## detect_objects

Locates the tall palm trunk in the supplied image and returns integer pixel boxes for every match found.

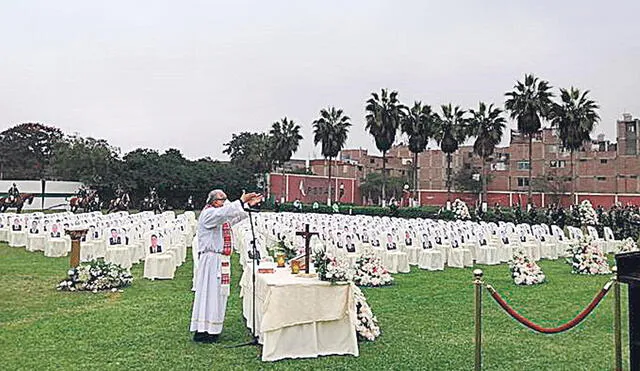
[446,153,452,201]
[382,150,387,204]
[413,151,418,207]
[570,150,575,205]
[281,165,286,203]
[482,158,488,207]
[527,135,533,206]
[327,157,333,206]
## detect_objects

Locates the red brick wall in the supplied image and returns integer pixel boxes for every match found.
[269,173,360,205]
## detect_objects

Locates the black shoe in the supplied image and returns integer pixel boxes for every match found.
[193,332,208,342]
[202,334,219,343]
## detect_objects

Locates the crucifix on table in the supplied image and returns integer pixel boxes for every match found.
[296,224,319,274]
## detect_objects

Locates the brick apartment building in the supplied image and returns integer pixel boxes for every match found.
[270,113,640,206]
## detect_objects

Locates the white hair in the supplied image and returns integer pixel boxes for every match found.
[206,189,225,204]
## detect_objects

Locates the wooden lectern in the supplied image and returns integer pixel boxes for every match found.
[615,251,640,370]
[65,228,88,268]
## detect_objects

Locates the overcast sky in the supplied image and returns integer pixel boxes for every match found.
[1,1,639,160]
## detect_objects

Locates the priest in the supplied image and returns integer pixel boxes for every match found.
[190,189,262,343]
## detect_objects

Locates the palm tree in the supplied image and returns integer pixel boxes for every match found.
[505,74,553,205]
[400,102,437,205]
[434,104,469,202]
[313,107,351,205]
[269,117,303,201]
[550,87,600,203]
[365,89,405,204]
[469,102,507,206]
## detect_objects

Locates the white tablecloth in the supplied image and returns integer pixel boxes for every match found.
[105,246,132,269]
[239,267,359,362]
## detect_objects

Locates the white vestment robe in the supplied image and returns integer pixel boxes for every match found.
[190,200,247,334]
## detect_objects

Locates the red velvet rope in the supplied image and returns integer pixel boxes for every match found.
[486,281,612,334]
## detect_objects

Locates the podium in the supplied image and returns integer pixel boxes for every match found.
[615,251,640,370]
[65,228,89,268]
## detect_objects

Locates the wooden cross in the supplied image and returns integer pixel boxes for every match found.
[296,223,318,274]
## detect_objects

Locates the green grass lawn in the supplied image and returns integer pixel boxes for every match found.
[0,244,629,371]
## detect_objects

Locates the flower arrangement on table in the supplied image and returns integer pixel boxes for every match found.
[270,239,300,260]
[618,237,639,253]
[509,248,546,285]
[313,249,354,284]
[452,199,471,220]
[353,249,393,287]
[57,259,133,292]
[567,236,611,275]
[578,199,599,226]
[353,285,381,341]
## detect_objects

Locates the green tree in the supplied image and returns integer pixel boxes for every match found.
[365,89,405,204]
[0,123,63,179]
[360,172,406,205]
[122,149,163,201]
[223,132,274,194]
[434,104,469,201]
[550,87,600,202]
[270,117,303,200]
[505,74,554,205]
[313,106,351,205]
[400,102,437,203]
[453,167,484,195]
[51,135,122,189]
[469,102,506,206]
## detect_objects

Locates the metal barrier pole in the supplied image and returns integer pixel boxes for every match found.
[474,269,484,371]
[613,266,623,371]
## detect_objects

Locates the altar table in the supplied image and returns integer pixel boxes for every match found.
[239,266,359,362]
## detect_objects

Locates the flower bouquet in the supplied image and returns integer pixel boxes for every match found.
[313,249,354,284]
[509,248,546,285]
[578,200,599,226]
[452,199,471,220]
[567,236,611,275]
[57,259,133,292]
[353,285,381,341]
[618,237,639,253]
[353,250,393,287]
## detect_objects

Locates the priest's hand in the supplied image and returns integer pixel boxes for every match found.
[241,192,263,207]
[240,192,258,204]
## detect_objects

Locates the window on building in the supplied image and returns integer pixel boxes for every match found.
[631,175,638,179]
[550,160,557,168]
[600,159,608,164]
[369,158,375,164]
[579,158,588,162]
[596,176,606,181]
[464,163,471,170]
[517,177,530,187]
[550,160,566,168]
[627,123,636,133]
[547,176,554,181]
[517,161,530,170]
[548,145,557,153]
[468,152,473,158]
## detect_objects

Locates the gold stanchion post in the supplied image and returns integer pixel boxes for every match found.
[474,269,484,371]
[613,266,623,371]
